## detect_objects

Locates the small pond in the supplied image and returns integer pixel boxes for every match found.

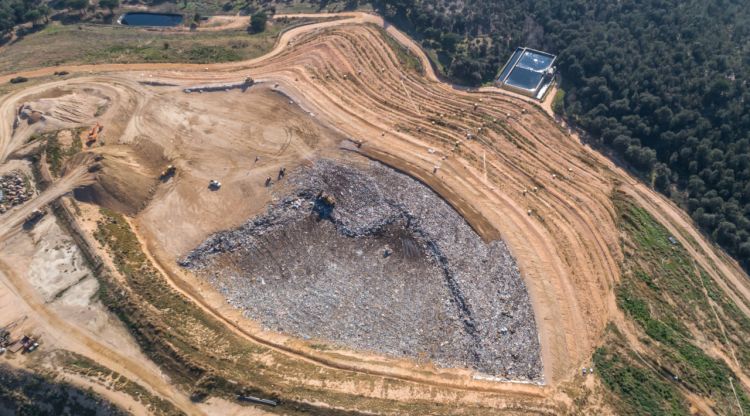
[118,12,183,27]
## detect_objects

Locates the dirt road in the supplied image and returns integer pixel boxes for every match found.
[0,257,205,415]
[0,11,748,412]
[0,165,93,241]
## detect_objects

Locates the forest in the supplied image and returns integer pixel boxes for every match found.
[0,0,50,34]
[4,0,750,269]
[368,0,750,270]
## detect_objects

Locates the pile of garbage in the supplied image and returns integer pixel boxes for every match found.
[181,159,542,381]
[0,171,32,214]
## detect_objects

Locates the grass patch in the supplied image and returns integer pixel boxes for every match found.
[92,208,504,415]
[609,191,750,414]
[0,362,127,416]
[89,208,544,414]
[551,88,565,114]
[0,19,300,75]
[594,325,688,416]
[57,351,184,416]
[375,25,424,75]
[45,130,83,177]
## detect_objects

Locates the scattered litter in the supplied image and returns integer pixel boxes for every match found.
[181,160,541,380]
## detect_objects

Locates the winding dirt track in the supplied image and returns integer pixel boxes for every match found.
[1,11,749,412]
[0,166,94,242]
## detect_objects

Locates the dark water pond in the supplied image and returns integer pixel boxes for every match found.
[119,12,183,27]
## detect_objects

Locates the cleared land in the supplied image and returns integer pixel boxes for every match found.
[0,11,748,416]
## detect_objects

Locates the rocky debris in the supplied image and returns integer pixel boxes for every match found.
[17,105,45,125]
[183,78,255,94]
[181,159,542,381]
[0,171,33,214]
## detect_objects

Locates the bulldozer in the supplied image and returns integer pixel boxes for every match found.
[160,165,177,180]
[86,122,104,146]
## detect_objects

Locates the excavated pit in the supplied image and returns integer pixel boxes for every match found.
[181,159,542,380]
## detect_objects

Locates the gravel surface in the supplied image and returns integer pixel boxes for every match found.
[181,159,542,380]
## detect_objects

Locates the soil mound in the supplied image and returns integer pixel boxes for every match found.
[71,141,166,215]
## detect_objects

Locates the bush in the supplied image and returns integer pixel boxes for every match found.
[250,11,267,33]
[551,89,565,114]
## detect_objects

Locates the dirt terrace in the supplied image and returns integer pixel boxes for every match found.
[182,158,541,380]
[0,11,748,414]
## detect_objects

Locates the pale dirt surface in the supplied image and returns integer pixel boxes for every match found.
[0,210,201,414]
[0,11,748,414]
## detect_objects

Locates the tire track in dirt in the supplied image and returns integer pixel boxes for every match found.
[0,12,747,409]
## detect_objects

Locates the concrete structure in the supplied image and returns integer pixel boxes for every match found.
[496,47,556,100]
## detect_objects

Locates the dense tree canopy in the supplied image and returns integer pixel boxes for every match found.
[368,0,750,270]
[0,0,50,34]
[250,10,267,33]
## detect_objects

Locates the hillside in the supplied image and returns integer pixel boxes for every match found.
[368,0,750,272]
[0,9,749,416]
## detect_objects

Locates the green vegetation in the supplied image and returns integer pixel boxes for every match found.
[43,130,83,177]
[0,363,127,415]
[551,88,564,115]
[91,208,510,415]
[0,0,50,35]
[605,192,750,414]
[594,325,688,416]
[94,208,268,398]
[377,25,423,75]
[98,0,120,15]
[58,351,184,416]
[250,10,267,33]
[0,19,301,75]
[369,0,750,271]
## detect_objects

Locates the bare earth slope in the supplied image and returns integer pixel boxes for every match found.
[0,11,748,415]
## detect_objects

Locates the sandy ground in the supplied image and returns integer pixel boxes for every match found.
[0,211,201,414]
[0,11,748,414]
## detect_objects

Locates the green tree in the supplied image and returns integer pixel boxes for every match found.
[67,0,89,15]
[98,0,119,14]
[250,11,267,33]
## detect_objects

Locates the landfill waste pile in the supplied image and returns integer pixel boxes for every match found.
[0,171,33,214]
[181,159,542,380]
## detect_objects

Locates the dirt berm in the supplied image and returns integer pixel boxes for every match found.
[70,140,167,215]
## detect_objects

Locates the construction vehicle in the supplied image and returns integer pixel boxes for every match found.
[23,209,45,229]
[86,122,104,146]
[160,165,177,180]
[317,191,336,207]
[208,179,221,190]
[19,335,38,353]
[1,317,27,352]
[1,316,26,344]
